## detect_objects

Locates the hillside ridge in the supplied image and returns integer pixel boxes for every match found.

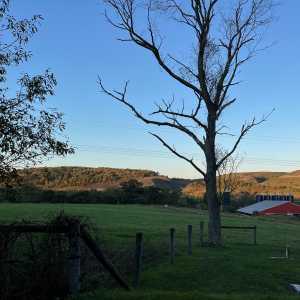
[10,167,300,198]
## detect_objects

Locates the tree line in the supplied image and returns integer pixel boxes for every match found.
[0,178,256,211]
[0,179,200,207]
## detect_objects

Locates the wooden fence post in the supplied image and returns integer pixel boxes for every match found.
[253,225,257,245]
[199,221,204,247]
[80,228,130,290]
[187,225,192,255]
[170,228,175,264]
[134,232,143,288]
[286,245,290,258]
[68,221,81,295]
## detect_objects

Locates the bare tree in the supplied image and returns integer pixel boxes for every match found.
[216,147,242,205]
[100,0,273,245]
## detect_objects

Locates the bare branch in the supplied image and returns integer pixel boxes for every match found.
[98,78,206,150]
[216,109,274,169]
[150,132,206,177]
[168,54,199,81]
[151,97,208,131]
[217,98,236,118]
[104,0,204,96]
[216,147,242,200]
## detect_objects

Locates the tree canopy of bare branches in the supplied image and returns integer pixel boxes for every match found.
[216,147,242,203]
[100,0,273,245]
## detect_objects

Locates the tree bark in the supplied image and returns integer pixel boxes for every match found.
[205,110,222,246]
[206,168,221,245]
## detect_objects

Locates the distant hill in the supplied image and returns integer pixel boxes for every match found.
[182,171,300,198]
[9,167,300,198]
[15,166,193,192]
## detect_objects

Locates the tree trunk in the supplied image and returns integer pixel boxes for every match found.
[205,110,222,246]
[206,166,221,245]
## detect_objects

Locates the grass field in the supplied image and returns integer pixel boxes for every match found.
[1,203,300,300]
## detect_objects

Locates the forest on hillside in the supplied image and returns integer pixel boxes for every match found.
[1,167,300,207]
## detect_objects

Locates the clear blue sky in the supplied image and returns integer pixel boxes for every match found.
[9,1,300,178]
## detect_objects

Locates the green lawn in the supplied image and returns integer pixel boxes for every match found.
[1,203,300,300]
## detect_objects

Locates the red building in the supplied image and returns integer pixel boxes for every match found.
[238,200,300,216]
[261,201,300,216]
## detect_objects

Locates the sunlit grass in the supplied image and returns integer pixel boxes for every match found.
[1,203,300,300]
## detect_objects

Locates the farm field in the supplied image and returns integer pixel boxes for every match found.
[1,203,300,300]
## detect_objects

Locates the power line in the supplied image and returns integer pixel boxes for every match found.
[69,121,300,144]
[73,144,300,167]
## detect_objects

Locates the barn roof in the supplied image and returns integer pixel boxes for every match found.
[237,200,289,215]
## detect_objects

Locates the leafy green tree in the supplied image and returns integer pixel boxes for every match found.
[0,0,73,180]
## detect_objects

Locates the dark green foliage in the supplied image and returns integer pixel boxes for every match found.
[0,184,255,212]
[0,0,73,180]
[227,193,256,212]
[177,196,200,208]
[0,218,70,299]
[255,176,267,183]
[0,182,200,207]
[0,213,114,300]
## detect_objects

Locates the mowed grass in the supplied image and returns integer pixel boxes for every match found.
[1,203,300,300]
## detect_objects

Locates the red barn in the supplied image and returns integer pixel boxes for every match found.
[238,200,300,216]
[261,201,300,215]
